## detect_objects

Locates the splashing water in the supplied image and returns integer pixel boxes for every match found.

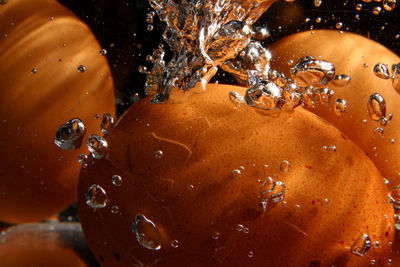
[145,0,277,103]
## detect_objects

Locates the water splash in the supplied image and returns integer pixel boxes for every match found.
[145,0,277,102]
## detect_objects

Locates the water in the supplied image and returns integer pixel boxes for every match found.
[132,214,162,250]
[373,63,390,79]
[391,63,400,93]
[100,113,115,135]
[367,93,386,121]
[85,184,109,209]
[290,56,335,87]
[259,176,286,212]
[111,175,123,187]
[54,118,86,150]
[145,0,277,103]
[351,234,371,257]
[86,135,109,159]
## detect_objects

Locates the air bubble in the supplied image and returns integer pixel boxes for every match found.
[351,234,371,257]
[229,91,245,106]
[132,214,162,251]
[372,6,382,15]
[55,118,86,150]
[99,49,107,56]
[252,26,270,40]
[391,63,400,93]
[334,99,347,116]
[111,175,122,187]
[100,113,115,135]
[78,154,88,168]
[335,22,343,29]
[236,224,244,232]
[356,3,363,10]
[77,65,86,73]
[314,0,322,7]
[85,184,108,209]
[291,56,335,87]
[31,68,37,74]
[316,87,334,106]
[147,24,154,31]
[86,135,109,159]
[248,251,254,258]
[383,0,396,11]
[373,63,390,79]
[154,150,163,159]
[332,74,351,86]
[232,169,242,179]
[170,240,179,248]
[389,186,400,209]
[280,160,290,173]
[111,205,119,214]
[245,82,285,112]
[259,177,286,212]
[368,93,386,121]
[328,145,337,152]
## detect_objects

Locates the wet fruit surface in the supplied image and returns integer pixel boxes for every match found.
[79,84,393,266]
[269,29,400,186]
[0,0,115,223]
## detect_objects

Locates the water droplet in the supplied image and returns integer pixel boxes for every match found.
[335,22,343,29]
[383,0,396,11]
[154,150,163,159]
[356,3,363,10]
[147,24,154,31]
[101,113,115,135]
[373,63,390,79]
[86,135,109,159]
[372,6,382,14]
[368,93,386,121]
[280,160,290,173]
[373,241,380,248]
[248,251,254,258]
[391,139,396,144]
[322,198,329,207]
[243,227,249,234]
[315,17,322,23]
[55,118,86,150]
[111,205,119,214]
[351,234,371,257]
[170,240,179,248]
[132,214,162,250]
[77,65,86,73]
[332,74,351,86]
[111,175,122,187]
[31,68,37,74]
[85,184,108,209]
[229,91,245,106]
[363,63,369,68]
[334,99,347,116]
[232,169,242,179]
[391,63,400,93]
[291,56,335,87]
[259,177,286,212]
[99,48,107,56]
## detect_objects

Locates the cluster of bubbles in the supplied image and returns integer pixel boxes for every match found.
[228,54,350,117]
[143,0,276,103]
[374,62,400,94]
